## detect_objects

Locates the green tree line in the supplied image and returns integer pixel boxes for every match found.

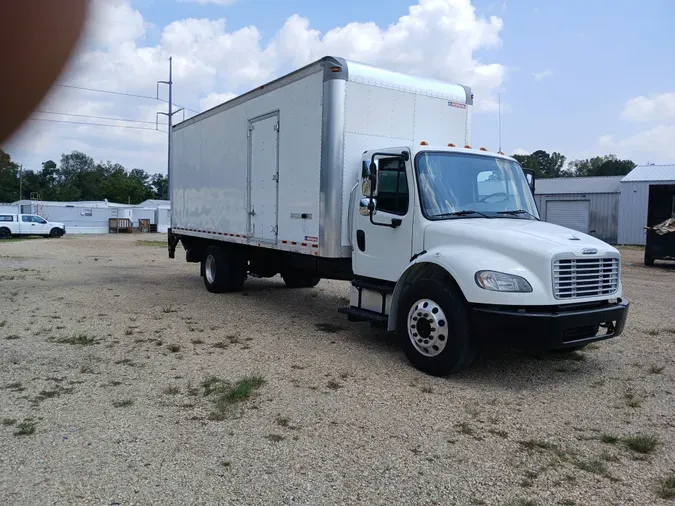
[1,147,637,205]
[0,149,168,204]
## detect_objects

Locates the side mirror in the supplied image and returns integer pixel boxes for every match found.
[523,169,535,194]
[359,196,376,216]
[361,160,378,196]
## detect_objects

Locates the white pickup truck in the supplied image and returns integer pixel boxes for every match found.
[0,213,66,239]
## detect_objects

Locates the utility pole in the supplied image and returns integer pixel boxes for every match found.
[157,57,183,202]
[19,164,23,201]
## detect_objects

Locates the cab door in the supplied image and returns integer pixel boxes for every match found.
[351,150,414,282]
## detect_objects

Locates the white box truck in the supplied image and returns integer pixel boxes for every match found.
[169,56,629,376]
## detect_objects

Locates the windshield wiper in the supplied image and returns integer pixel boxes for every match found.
[433,209,492,219]
[497,209,539,220]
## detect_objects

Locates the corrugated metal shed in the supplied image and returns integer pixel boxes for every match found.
[534,176,622,195]
[620,164,675,182]
[618,165,675,245]
[534,176,622,244]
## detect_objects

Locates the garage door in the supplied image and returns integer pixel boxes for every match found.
[545,200,590,233]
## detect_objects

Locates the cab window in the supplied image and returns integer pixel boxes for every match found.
[376,157,409,215]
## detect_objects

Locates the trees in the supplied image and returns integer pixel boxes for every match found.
[0,149,168,204]
[511,150,636,179]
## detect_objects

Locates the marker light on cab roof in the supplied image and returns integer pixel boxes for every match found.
[420,141,428,145]
[447,143,455,147]
[464,145,471,149]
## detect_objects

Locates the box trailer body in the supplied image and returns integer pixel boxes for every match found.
[171,56,472,260]
[169,56,629,376]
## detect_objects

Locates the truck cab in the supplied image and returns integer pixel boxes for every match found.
[0,214,66,239]
[344,144,629,375]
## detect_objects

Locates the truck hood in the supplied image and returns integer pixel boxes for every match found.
[424,218,615,255]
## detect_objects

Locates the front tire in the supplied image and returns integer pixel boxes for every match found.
[49,228,63,238]
[202,245,247,293]
[397,279,476,376]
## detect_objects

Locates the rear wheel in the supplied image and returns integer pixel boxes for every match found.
[202,245,247,293]
[281,269,320,288]
[0,227,10,239]
[644,252,654,266]
[397,278,476,376]
[49,228,63,238]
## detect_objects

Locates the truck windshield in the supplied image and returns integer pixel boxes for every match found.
[415,151,539,220]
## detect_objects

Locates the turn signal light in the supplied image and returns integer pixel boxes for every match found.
[330,66,341,72]
[479,147,487,151]
[447,143,455,147]
[498,151,504,155]
[464,145,471,149]
[420,141,428,145]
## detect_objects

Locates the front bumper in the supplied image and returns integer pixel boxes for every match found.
[471,299,629,351]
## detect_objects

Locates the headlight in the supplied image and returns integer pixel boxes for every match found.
[475,270,532,292]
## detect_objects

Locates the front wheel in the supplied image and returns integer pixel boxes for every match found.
[49,228,63,238]
[397,279,476,376]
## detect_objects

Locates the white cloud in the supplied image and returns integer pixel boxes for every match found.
[177,0,236,5]
[6,0,506,174]
[597,125,675,164]
[532,69,553,81]
[200,92,237,111]
[621,92,675,122]
[512,148,530,156]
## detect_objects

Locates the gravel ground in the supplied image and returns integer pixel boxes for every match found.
[0,235,674,506]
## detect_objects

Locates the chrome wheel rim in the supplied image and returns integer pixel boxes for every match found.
[205,255,216,284]
[407,298,449,357]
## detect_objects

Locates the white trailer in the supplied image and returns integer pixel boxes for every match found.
[170,56,629,376]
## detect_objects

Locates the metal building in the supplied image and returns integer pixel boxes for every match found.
[534,176,623,244]
[618,164,675,245]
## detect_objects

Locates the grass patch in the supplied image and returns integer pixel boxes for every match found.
[2,418,17,426]
[646,328,660,336]
[657,475,675,500]
[220,461,231,468]
[32,386,74,405]
[3,382,25,392]
[14,419,37,436]
[124,328,134,336]
[623,390,643,408]
[326,380,342,390]
[162,305,178,314]
[574,458,609,476]
[0,320,6,328]
[163,385,180,395]
[5,334,20,340]
[648,364,665,374]
[600,434,619,444]
[226,334,240,344]
[79,365,94,374]
[213,341,228,349]
[622,434,659,454]
[276,415,290,428]
[167,344,181,353]
[57,333,95,346]
[520,439,555,452]
[112,399,134,408]
[505,499,536,506]
[202,375,266,420]
[136,240,165,248]
[420,385,433,394]
[315,323,344,333]
[191,339,204,345]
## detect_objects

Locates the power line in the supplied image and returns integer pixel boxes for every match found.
[35,109,162,125]
[27,117,166,132]
[55,83,199,114]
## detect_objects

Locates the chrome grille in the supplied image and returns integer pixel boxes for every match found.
[553,257,619,299]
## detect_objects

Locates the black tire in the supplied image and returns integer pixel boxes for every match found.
[202,245,248,293]
[0,227,10,239]
[281,269,321,288]
[644,252,654,266]
[49,228,63,238]
[397,278,476,376]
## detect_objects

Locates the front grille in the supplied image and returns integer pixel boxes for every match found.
[553,257,619,299]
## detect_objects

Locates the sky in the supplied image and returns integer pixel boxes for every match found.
[4,0,675,175]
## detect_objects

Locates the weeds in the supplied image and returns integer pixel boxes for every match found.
[162,305,178,314]
[191,339,204,345]
[79,365,94,374]
[0,320,6,328]
[487,428,509,439]
[220,461,231,468]
[420,385,433,394]
[276,415,290,428]
[647,329,660,336]
[574,458,609,476]
[112,399,134,408]
[648,364,665,374]
[457,422,474,436]
[657,475,675,500]
[326,380,342,390]
[167,344,181,353]
[57,333,95,346]
[14,419,37,436]
[163,386,180,395]
[201,375,266,420]
[5,334,20,340]
[624,390,643,408]
[2,418,17,426]
[213,342,228,349]
[265,434,285,443]
[124,328,134,336]
[622,434,659,454]
[600,434,619,444]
